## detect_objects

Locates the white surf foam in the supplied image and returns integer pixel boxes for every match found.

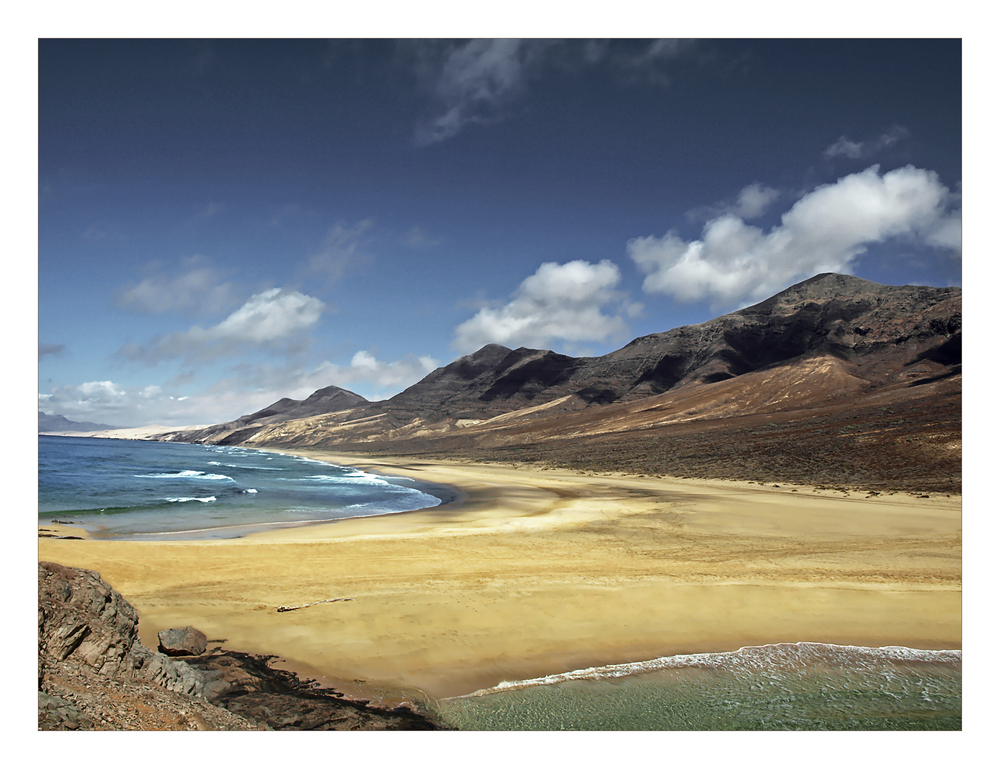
[448,642,963,700]
[135,470,234,481]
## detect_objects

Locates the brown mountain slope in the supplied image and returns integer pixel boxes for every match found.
[159,273,961,492]
[175,385,368,445]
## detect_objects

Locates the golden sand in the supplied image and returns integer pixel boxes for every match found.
[38,451,961,701]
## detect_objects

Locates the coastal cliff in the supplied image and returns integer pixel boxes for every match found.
[38,562,443,730]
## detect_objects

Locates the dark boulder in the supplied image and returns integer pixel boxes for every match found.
[158,626,208,657]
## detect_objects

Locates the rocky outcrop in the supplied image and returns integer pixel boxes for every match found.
[38,562,444,730]
[38,561,204,696]
[38,561,254,730]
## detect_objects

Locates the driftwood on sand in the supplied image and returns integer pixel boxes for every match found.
[276,598,355,613]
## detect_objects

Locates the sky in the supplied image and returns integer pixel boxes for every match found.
[37,36,963,428]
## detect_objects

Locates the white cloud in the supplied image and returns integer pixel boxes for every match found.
[40,381,132,425]
[119,287,325,362]
[823,137,865,159]
[77,380,126,402]
[453,259,632,353]
[629,165,961,308]
[824,125,911,160]
[329,351,439,397]
[732,183,781,219]
[41,379,218,428]
[203,288,323,344]
[689,182,781,223]
[214,351,441,411]
[117,256,238,316]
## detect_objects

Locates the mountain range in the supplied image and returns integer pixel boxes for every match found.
[39,412,118,434]
[159,274,962,493]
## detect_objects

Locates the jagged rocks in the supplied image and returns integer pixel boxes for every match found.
[37,561,203,695]
[38,561,140,678]
[38,562,445,730]
[158,626,208,656]
[38,561,256,729]
[38,692,95,730]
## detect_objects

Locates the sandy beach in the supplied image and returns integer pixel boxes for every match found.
[37,451,961,702]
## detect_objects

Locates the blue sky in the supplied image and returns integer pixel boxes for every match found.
[37,37,963,428]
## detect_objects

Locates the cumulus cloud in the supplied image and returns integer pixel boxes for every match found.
[824,125,911,160]
[346,350,439,391]
[732,183,781,219]
[116,256,238,316]
[689,182,781,223]
[76,380,127,402]
[40,380,132,424]
[453,259,636,353]
[119,287,325,362]
[629,165,961,308]
[41,379,216,428]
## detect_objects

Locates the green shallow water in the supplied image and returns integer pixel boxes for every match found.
[431,643,961,731]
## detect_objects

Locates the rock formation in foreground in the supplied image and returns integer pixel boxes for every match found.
[38,562,442,730]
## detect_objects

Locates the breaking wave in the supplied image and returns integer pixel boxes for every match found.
[451,642,962,699]
[134,470,234,481]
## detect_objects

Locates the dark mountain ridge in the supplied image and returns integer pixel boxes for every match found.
[158,273,961,492]
[363,272,961,420]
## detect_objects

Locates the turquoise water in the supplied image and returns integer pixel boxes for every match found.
[38,435,448,540]
[433,643,961,730]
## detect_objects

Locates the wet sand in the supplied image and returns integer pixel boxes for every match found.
[37,451,961,702]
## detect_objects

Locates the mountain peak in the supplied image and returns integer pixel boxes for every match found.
[164,274,960,452]
[465,343,513,362]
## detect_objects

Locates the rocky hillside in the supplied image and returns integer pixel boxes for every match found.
[38,562,442,730]
[156,273,961,492]
[175,385,368,446]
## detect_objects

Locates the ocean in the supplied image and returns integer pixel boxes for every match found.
[38,435,961,730]
[38,434,446,540]
[431,642,961,730]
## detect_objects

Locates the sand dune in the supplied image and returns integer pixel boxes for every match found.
[38,452,961,702]
[40,425,211,440]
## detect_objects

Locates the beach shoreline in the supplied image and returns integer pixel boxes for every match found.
[38,447,962,703]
